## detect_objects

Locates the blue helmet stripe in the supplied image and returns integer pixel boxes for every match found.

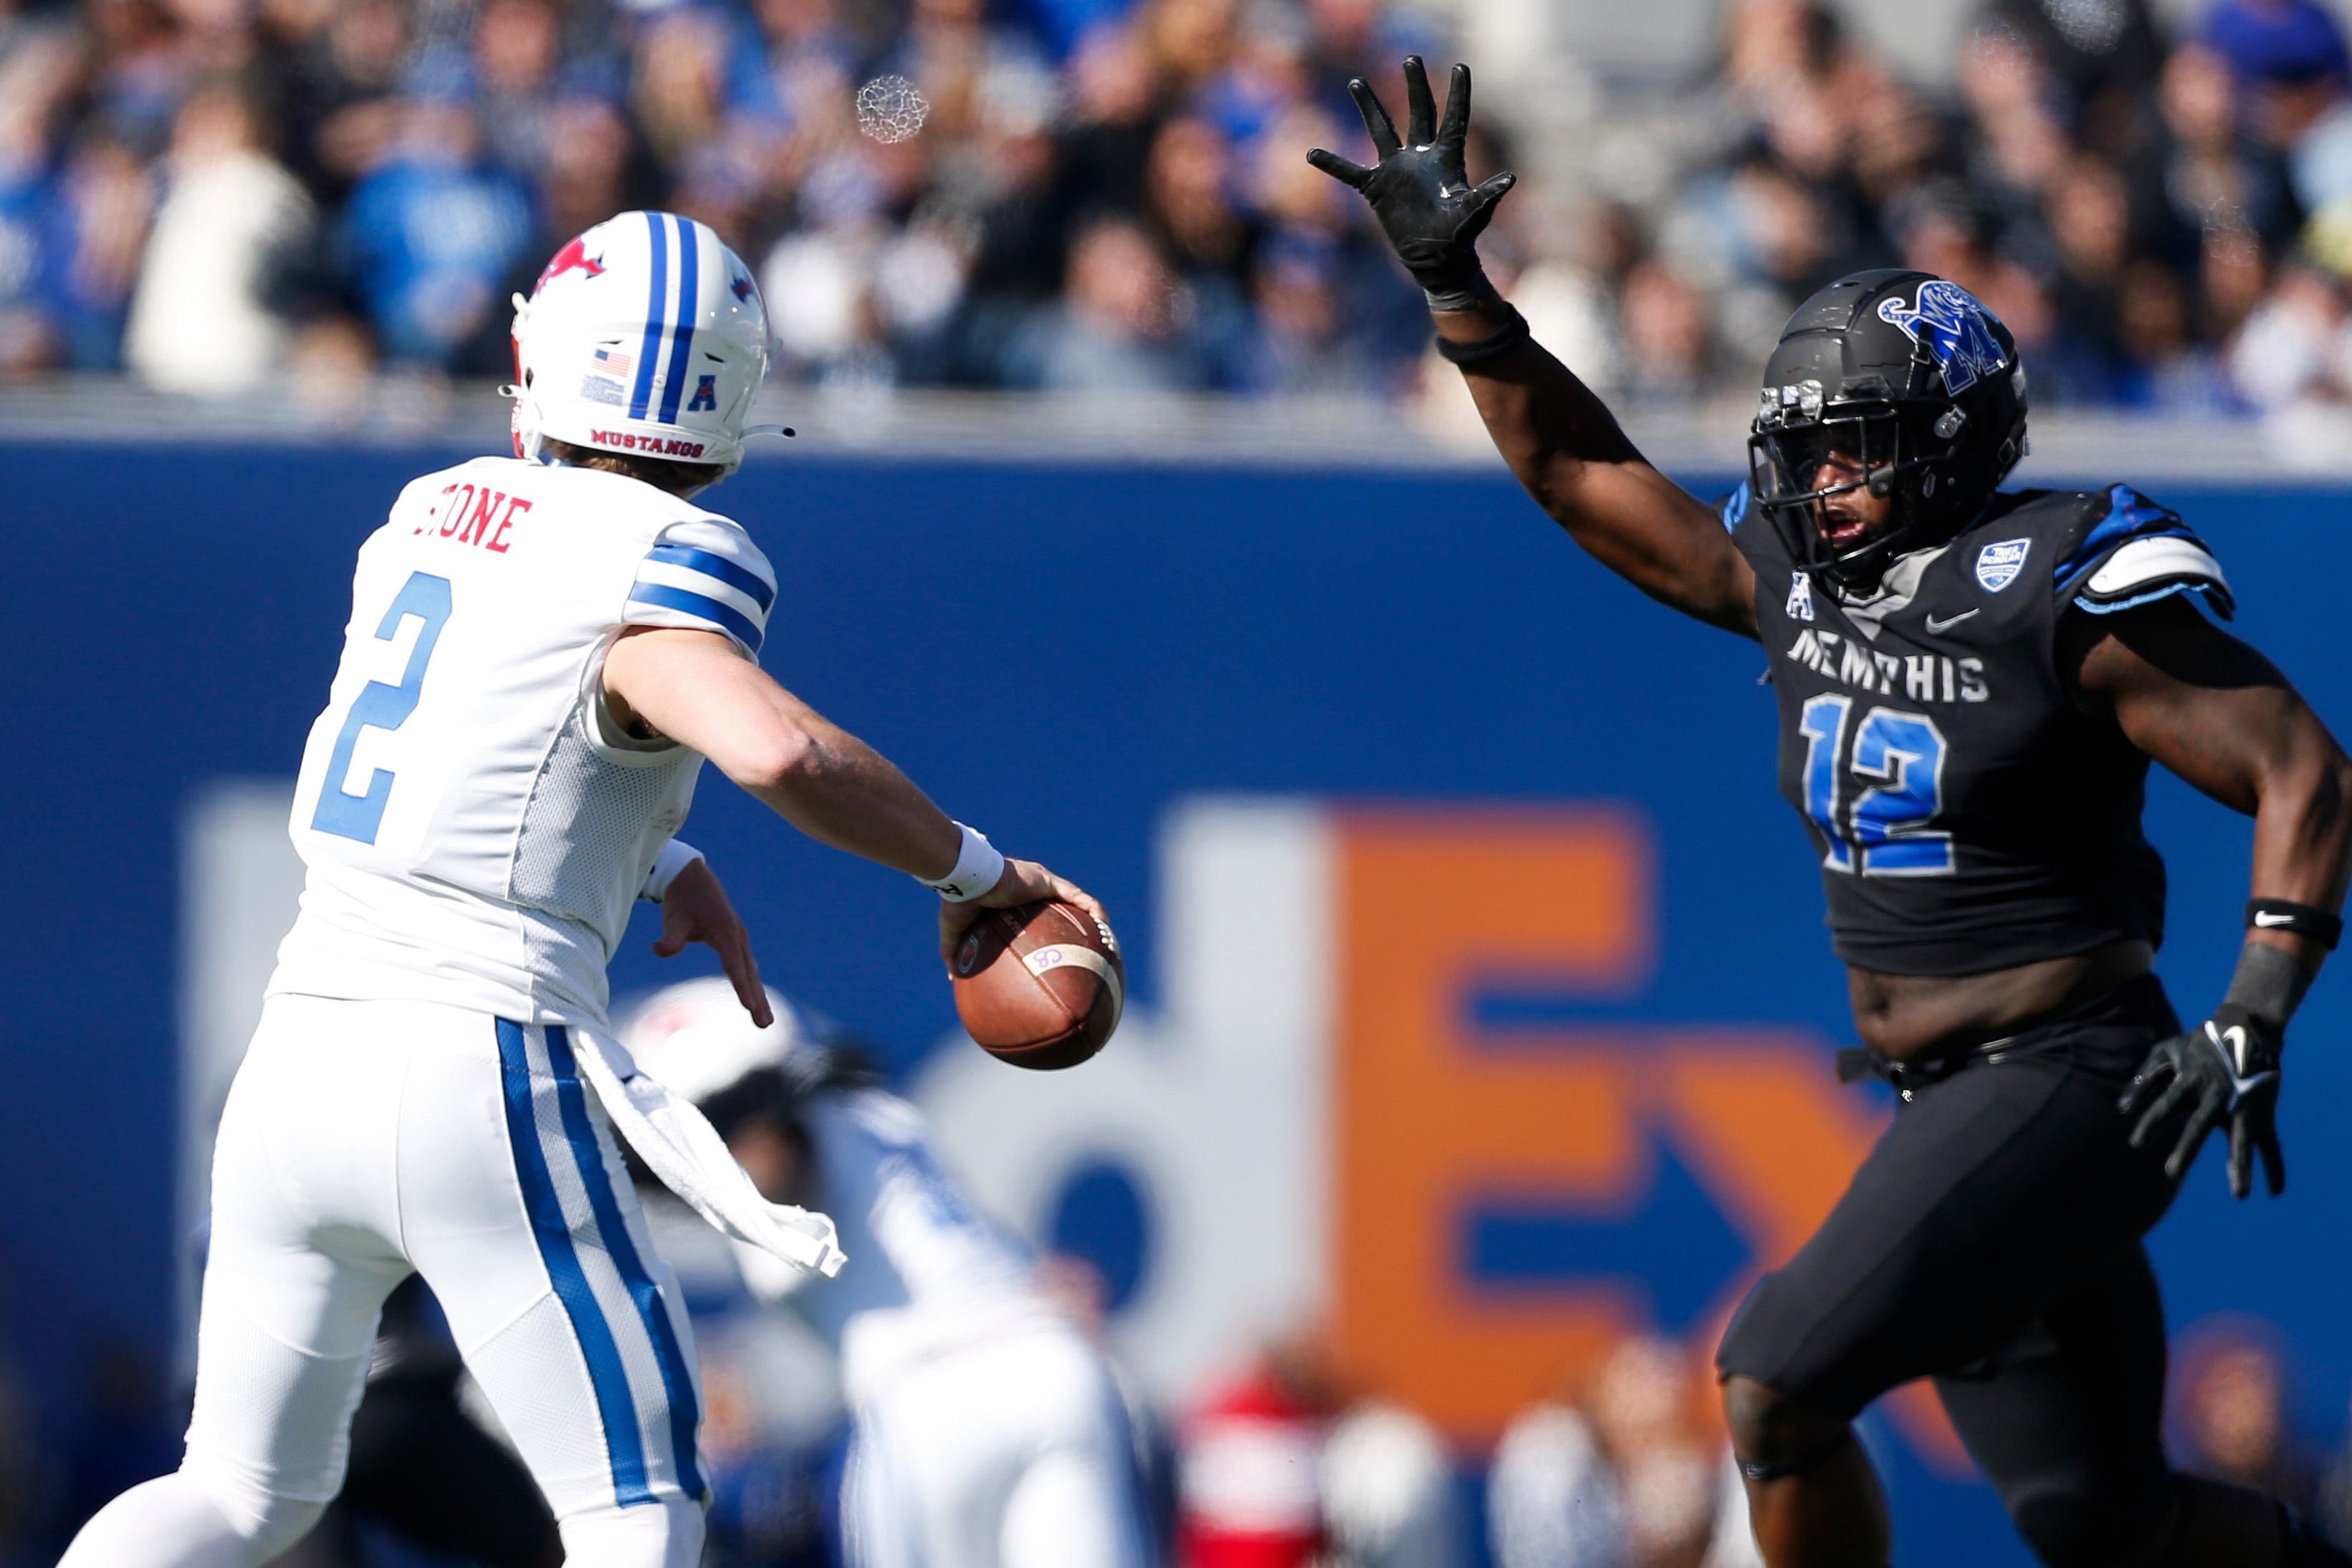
[628,212,668,421]
[656,216,699,425]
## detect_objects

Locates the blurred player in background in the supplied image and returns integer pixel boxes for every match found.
[323,1277,560,1568]
[1314,59,2352,1568]
[619,976,1154,1568]
[61,209,1101,1568]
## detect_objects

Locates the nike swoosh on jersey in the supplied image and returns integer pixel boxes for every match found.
[1925,609,1980,634]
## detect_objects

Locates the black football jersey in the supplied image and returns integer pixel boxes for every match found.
[1726,483,2234,977]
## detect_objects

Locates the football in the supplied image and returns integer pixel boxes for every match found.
[952,900,1124,1070]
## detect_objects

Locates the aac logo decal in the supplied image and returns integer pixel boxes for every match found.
[1975,538,2030,593]
[1786,570,1816,623]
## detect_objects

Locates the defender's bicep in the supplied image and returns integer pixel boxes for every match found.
[2067,598,2304,813]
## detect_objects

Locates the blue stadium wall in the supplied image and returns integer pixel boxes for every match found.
[6,440,2349,1561]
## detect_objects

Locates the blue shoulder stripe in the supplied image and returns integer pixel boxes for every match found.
[2073,582,2230,618]
[2053,484,2191,594]
[644,542,775,611]
[1719,480,1751,534]
[628,582,765,653]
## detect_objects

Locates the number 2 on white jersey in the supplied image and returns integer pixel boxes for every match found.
[311,570,452,846]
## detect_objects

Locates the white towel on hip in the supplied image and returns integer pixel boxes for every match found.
[572,1027,848,1278]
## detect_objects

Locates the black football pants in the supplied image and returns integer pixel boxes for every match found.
[1717,975,2186,1567]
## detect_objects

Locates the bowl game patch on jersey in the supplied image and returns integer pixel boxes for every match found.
[1974,538,2030,592]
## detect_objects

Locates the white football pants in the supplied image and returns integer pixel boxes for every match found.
[61,995,706,1568]
[843,1326,1153,1568]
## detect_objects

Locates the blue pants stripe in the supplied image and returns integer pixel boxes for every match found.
[494,1018,652,1506]
[545,1025,706,1502]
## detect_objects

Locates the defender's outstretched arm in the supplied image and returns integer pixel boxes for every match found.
[1309,59,1757,639]
[602,626,1103,966]
[1437,302,1758,635]
[2070,596,2352,1197]
[2069,598,2352,956]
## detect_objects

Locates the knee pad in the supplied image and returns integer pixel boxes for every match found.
[2281,1504,2352,1568]
[1998,1478,2181,1568]
[1716,1273,1835,1412]
[1718,1375,1855,1481]
[2004,1488,2127,1568]
[186,1461,330,1560]
[59,1467,327,1568]
[558,1495,705,1568]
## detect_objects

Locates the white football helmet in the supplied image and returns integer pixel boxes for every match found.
[509,211,784,482]
[618,975,805,1104]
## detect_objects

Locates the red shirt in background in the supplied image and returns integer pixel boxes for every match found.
[1177,1364,1330,1568]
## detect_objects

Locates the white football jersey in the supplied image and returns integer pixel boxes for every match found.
[269,455,776,1026]
[742,1088,1059,1405]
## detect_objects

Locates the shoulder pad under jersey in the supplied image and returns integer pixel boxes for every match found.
[2051,484,2234,621]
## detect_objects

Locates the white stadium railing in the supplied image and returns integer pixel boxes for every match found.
[2,375,2348,486]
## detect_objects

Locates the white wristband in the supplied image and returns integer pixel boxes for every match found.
[924,823,1005,903]
[642,839,704,903]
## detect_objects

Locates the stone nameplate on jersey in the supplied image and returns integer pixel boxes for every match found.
[417,482,533,553]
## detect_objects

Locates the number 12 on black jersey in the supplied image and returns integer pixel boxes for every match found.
[1798,693,1955,876]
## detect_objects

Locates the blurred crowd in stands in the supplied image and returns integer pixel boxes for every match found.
[0,0,1447,405]
[21,0,2352,415]
[14,1296,2352,1566]
[1482,0,2352,421]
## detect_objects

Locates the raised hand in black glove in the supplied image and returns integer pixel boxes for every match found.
[2121,1005,2286,1199]
[1306,57,1518,312]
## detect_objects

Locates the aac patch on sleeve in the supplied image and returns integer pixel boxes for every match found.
[626,519,778,656]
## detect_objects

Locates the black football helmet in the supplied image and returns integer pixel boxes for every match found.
[1748,269,2029,591]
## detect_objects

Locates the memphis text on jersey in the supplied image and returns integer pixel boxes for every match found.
[1784,628,1990,704]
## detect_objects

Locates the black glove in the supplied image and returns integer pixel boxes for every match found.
[2121,1004,2285,1199]
[1306,57,1518,311]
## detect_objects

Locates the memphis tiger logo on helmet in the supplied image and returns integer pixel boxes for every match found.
[1875,280,2010,396]
[508,211,786,487]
